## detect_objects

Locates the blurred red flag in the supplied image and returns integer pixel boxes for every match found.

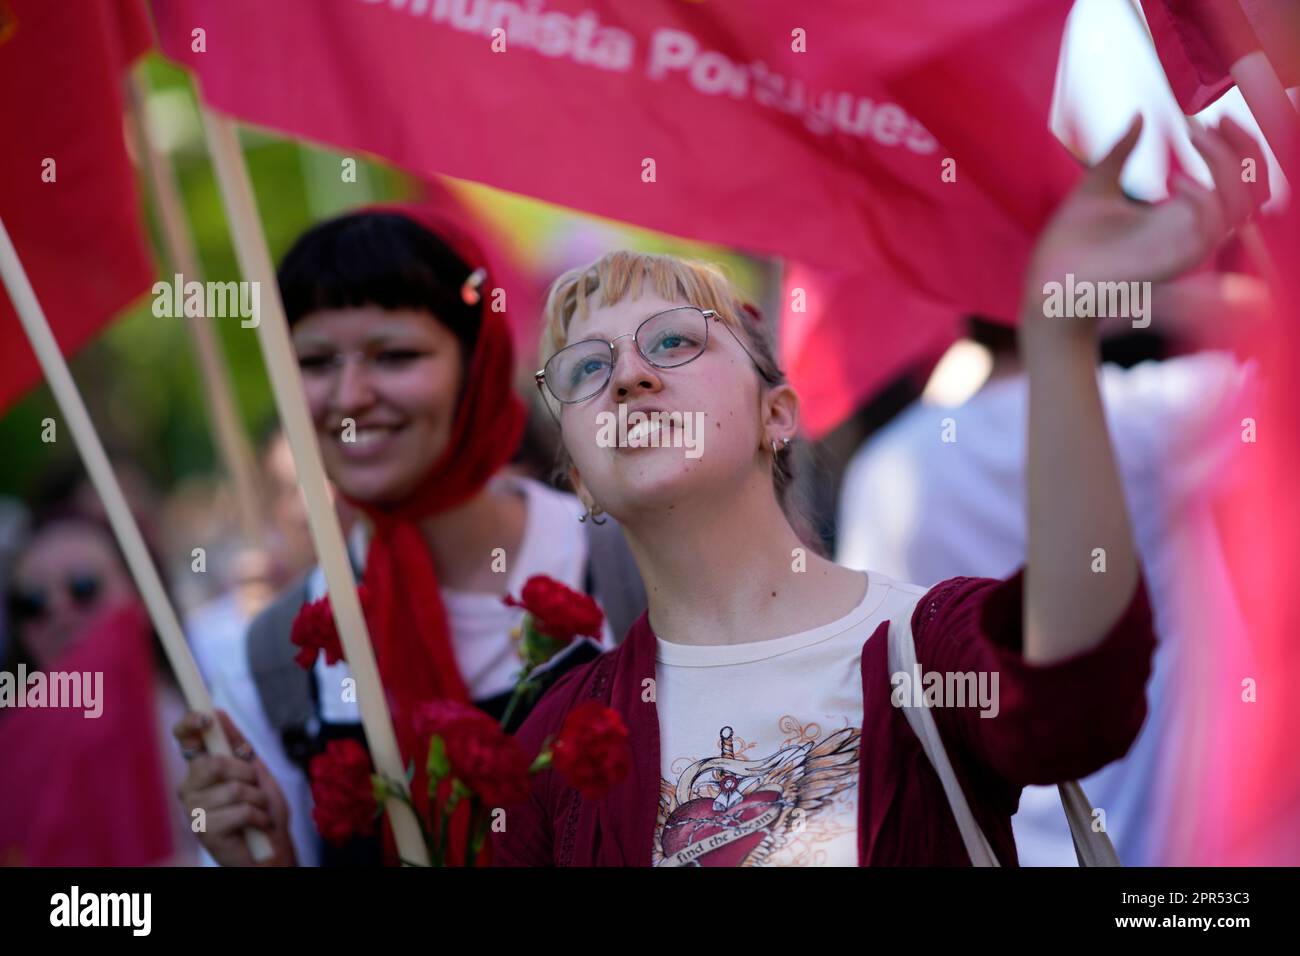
[1140,0,1300,113]
[153,0,1076,435]
[0,603,173,866]
[1208,200,1300,865]
[0,0,155,414]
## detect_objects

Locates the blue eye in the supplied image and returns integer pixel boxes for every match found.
[648,329,700,356]
[570,355,611,386]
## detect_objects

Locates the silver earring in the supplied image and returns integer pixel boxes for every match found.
[579,504,607,525]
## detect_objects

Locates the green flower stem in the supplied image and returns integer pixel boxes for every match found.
[499,679,539,730]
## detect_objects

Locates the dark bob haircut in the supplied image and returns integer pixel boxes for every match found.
[276,210,483,359]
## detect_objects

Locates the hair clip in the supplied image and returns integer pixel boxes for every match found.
[461,266,488,306]
[739,301,763,324]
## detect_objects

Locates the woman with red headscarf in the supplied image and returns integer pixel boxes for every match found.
[172,209,644,866]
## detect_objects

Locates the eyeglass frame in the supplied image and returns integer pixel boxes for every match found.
[533,306,776,416]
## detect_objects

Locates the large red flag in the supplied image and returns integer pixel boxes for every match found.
[0,0,156,413]
[0,602,173,867]
[152,0,1076,434]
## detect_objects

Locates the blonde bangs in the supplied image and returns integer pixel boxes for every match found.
[539,251,750,367]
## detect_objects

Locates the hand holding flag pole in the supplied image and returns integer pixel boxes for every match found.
[0,215,274,864]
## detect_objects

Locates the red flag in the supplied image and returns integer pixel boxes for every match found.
[153,0,1076,433]
[1140,0,1300,114]
[780,263,958,438]
[0,602,173,866]
[1207,199,1300,865]
[0,0,155,414]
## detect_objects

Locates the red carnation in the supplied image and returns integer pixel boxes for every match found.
[551,701,631,800]
[415,700,532,808]
[504,575,603,644]
[291,586,371,670]
[309,739,379,847]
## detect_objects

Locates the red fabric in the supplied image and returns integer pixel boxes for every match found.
[780,262,960,437]
[326,203,526,864]
[493,570,1155,866]
[1141,0,1299,114]
[0,0,155,413]
[1210,202,1300,864]
[0,602,173,866]
[152,0,1075,436]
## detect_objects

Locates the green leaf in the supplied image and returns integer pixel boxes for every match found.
[427,734,451,783]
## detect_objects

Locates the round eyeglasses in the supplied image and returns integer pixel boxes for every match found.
[535,306,771,408]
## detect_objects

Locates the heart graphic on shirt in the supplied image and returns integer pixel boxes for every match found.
[659,789,783,867]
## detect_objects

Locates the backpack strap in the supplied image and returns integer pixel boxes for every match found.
[582,517,647,645]
[247,574,316,763]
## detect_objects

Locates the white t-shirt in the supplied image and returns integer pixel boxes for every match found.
[835,352,1257,866]
[187,474,598,866]
[651,571,920,867]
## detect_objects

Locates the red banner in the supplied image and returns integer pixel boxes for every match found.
[153,0,1076,434]
[0,0,155,413]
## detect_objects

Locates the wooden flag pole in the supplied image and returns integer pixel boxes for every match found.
[196,102,431,866]
[0,215,274,863]
[125,70,265,548]
[1126,0,1299,183]
[1124,0,1284,284]
[1228,50,1300,184]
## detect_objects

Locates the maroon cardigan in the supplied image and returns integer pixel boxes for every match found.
[494,569,1154,866]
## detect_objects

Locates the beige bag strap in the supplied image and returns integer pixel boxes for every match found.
[885,588,1122,867]
[1058,780,1122,867]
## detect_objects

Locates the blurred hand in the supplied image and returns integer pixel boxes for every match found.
[174,709,296,867]
[1024,114,1271,328]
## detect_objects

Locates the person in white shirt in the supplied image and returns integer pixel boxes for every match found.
[837,321,1256,866]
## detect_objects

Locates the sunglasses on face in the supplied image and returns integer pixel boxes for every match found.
[8,572,102,623]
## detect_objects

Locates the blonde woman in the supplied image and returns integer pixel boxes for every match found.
[494,117,1267,866]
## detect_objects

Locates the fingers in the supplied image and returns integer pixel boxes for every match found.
[1171,172,1226,251]
[182,754,259,794]
[1216,115,1272,210]
[214,710,255,761]
[172,710,212,755]
[206,803,276,837]
[1088,114,1144,191]
[1190,123,1251,228]
[191,779,271,814]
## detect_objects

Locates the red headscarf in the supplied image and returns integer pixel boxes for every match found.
[333,202,526,862]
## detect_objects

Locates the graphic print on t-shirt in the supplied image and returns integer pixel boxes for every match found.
[654,720,859,866]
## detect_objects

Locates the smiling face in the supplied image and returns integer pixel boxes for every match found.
[557,292,778,521]
[293,306,463,507]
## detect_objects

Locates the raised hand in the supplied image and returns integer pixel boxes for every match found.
[1024,114,1271,314]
